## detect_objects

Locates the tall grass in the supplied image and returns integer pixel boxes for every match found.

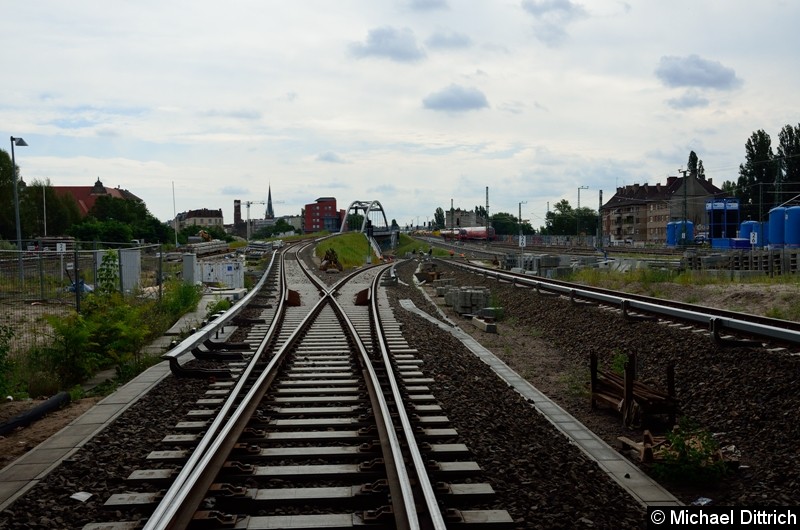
[316,233,373,269]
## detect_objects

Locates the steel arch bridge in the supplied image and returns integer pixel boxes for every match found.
[339,200,390,234]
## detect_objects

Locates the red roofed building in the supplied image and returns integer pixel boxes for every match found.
[54,178,143,217]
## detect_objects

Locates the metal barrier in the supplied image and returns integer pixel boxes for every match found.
[0,244,180,357]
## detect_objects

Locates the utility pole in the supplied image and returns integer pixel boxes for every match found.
[577,186,588,237]
[518,200,527,269]
[485,187,490,246]
[244,200,267,240]
[598,190,603,248]
[678,169,689,245]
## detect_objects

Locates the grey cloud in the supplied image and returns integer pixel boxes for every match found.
[202,109,262,120]
[521,0,587,47]
[498,101,526,114]
[423,84,489,112]
[350,27,426,62]
[655,55,741,90]
[408,0,448,10]
[221,186,249,195]
[316,151,347,163]
[666,90,710,110]
[533,23,567,47]
[425,30,472,49]
[522,0,584,18]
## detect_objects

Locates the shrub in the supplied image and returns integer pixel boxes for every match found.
[159,279,203,319]
[40,313,101,388]
[0,325,15,396]
[652,417,729,484]
[206,297,232,319]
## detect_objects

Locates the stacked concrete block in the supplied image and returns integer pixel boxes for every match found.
[433,277,455,296]
[443,286,491,315]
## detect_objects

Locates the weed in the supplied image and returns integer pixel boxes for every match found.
[609,351,627,375]
[652,416,729,484]
[558,367,590,397]
[683,294,701,304]
[68,384,85,401]
[765,307,786,320]
[206,297,233,319]
[0,325,14,396]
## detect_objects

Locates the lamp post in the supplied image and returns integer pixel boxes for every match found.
[577,186,588,237]
[518,200,527,269]
[10,136,28,283]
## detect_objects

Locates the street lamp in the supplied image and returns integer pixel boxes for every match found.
[577,186,588,236]
[10,136,28,283]
[518,200,527,269]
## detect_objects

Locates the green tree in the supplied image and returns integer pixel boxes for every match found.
[687,150,705,179]
[178,223,230,244]
[433,207,445,229]
[720,180,737,194]
[68,218,133,243]
[20,180,81,239]
[345,213,365,231]
[687,151,698,175]
[737,129,775,220]
[777,123,800,206]
[490,212,534,236]
[74,195,174,244]
[543,200,575,235]
[0,149,17,241]
[252,218,296,240]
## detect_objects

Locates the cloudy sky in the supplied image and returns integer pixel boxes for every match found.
[3,1,798,230]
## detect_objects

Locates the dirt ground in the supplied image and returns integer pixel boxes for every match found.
[0,278,796,471]
[0,397,102,469]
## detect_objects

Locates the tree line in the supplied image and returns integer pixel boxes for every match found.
[0,149,235,247]
[721,123,800,221]
[429,203,598,237]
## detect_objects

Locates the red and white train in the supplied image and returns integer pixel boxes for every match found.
[440,226,496,241]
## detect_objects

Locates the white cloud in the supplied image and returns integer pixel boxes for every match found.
[3,1,799,229]
[422,84,489,112]
[316,151,348,163]
[425,30,472,49]
[407,0,449,10]
[350,27,426,62]
[655,55,741,90]
[521,0,587,47]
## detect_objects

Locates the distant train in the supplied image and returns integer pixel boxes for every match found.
[440,226,496,241]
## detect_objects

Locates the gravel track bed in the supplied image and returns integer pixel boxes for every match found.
[2,257,795,528]
[393,259,800,508]
[0,377,209,529]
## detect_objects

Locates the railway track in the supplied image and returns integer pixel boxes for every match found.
[442,258,800,349]
[86,244,512,529]
[3,240,796,527]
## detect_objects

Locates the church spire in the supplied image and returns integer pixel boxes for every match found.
[266,184,275,219]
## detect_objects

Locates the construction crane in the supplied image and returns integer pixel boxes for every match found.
[244,200,266,240]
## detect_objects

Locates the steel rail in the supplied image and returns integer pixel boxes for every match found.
[325,263,421,530]
[369,266,449,529]
[144,250,291,529]
[160,251,278,365]
[156,294,331,530]
[445,259,800,347]
[147,254,419,529]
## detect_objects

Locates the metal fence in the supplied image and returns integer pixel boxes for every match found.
[0,243,182,358]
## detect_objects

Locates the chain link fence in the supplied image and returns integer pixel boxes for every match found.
[0,242,182,358]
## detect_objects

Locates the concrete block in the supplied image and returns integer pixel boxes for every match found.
[471,316,497,333]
